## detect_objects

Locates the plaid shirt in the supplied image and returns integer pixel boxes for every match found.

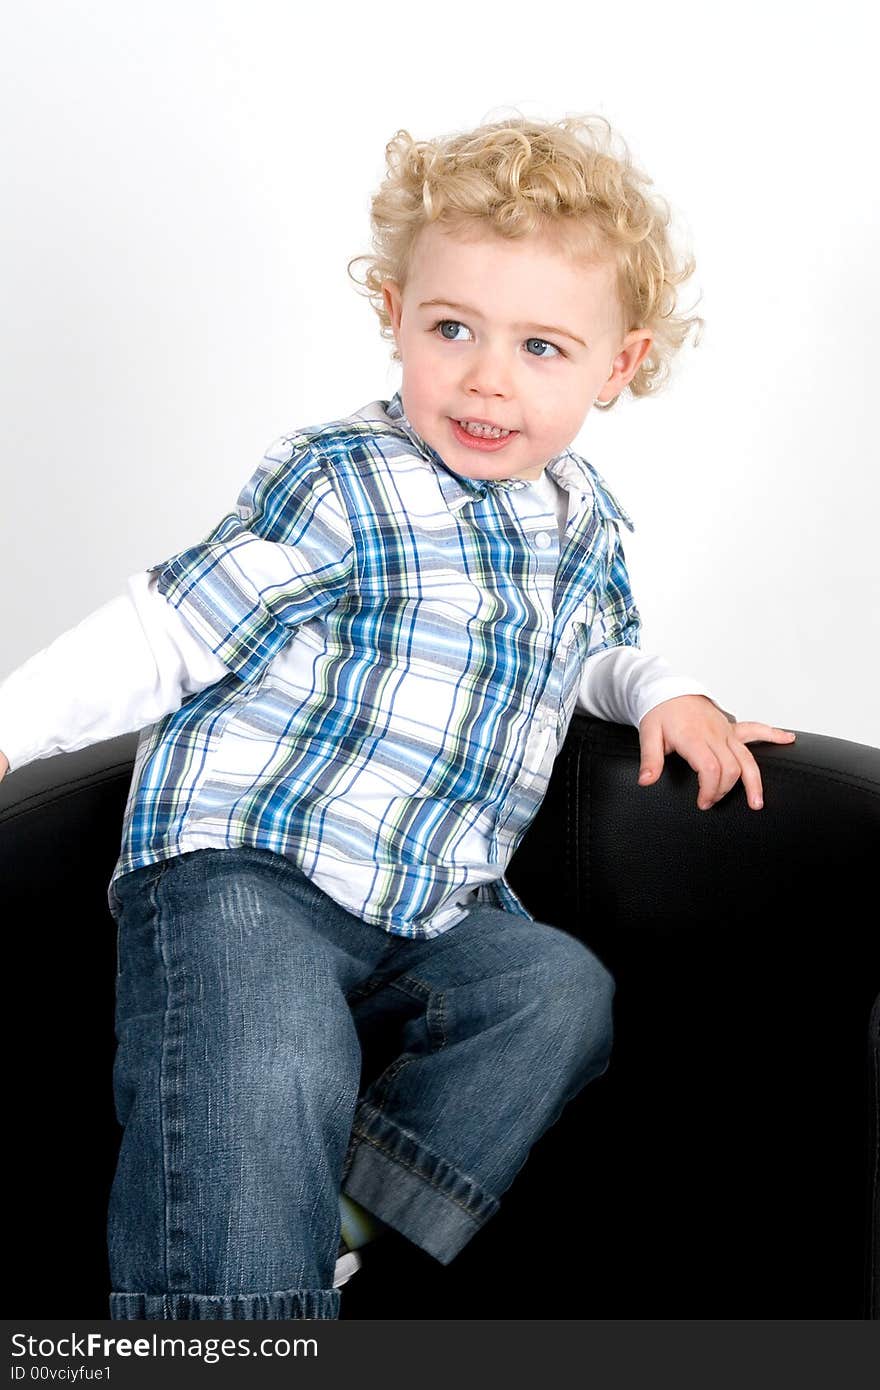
[109,391,640,937]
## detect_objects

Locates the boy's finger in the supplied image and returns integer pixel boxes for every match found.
[693,749,723,809]
[716,740,768,810]
[733,723,797,744]
[699,747,763,811]
[737,756,765,810]
[637,723,666,783]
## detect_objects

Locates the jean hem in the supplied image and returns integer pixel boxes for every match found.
[341,1100,499,1264]
[109,1287,340,1319]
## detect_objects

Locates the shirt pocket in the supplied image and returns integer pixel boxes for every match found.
[556,594,597,742]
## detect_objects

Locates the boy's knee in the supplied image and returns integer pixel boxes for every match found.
[235,1003,360,1084]
[538,928,614,1002]
[531,930,615,1063]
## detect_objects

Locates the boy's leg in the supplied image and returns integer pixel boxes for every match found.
[341,906,615,1265]
[107,846,391,1320]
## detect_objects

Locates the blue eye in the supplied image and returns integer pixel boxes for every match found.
[525,337,561,359]
[435,319,470,341]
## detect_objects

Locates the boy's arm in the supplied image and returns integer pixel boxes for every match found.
[576,525,735,725]
[147,435,354,684]
[0,433,355,781]
[0,569,230,777]
[575,524,795,811]
[578,646,736,727]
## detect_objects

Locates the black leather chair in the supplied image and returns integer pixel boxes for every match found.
[2,715,878,1319]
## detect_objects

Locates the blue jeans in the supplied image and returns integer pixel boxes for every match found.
[108,846,614,1319]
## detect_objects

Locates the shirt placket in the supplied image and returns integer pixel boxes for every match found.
[490,498,567,856]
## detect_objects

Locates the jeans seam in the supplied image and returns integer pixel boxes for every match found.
[152,867,175,1296]
[367,1053,415,1110]
[365,975,448,1109]
[388,973,448,1050]
[110,1287,340,1320]
[348,1121,489,1220]
[427,986,447,1050]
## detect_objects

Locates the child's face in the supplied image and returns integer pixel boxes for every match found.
[382,223,652,482]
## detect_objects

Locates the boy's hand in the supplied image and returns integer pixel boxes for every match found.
[0,750,7,784]
[637,695,796,811]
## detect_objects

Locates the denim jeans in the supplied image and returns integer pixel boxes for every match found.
[108,846,614,1319]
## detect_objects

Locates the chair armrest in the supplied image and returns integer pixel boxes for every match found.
[509,714,880,927]
[0,733,141,897]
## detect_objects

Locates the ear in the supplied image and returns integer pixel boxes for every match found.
[382,280,403,338]
[597,330,653,402]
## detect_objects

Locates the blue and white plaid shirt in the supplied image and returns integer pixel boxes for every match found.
[109,391,641,937]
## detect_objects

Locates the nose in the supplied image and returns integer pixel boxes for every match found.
[462,342,513,400]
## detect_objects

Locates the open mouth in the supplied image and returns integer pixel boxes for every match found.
[450,418,519,451]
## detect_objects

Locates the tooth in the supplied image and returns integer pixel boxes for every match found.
[459,420,508,438]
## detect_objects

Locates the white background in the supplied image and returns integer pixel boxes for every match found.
[1,0,877,746]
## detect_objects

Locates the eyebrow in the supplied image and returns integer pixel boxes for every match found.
[417,298,588,349]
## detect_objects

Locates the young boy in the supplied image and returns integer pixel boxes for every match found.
[0,113,795,1320]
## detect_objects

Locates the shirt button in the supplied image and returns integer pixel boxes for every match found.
[533,531,552,549]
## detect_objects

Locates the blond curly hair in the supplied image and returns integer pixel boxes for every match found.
[347,111,704,410]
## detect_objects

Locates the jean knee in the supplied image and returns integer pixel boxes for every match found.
[225,989,364,1122]
[534,930,615,1072]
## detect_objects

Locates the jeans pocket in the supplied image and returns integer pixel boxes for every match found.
[113,859,169,985]
[116,858,168,899]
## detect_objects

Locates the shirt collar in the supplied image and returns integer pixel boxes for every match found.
[359,391,634,530]
[549,450,636,533]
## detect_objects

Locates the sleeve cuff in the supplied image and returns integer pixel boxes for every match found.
[577,646,735,726]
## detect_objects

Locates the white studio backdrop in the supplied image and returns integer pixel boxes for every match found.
[1,0,877,747]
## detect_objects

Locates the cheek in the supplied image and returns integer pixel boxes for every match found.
[545,385,591,424]
[529,404,579,446]
[406,358,444,403]
[528,405,562,435]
